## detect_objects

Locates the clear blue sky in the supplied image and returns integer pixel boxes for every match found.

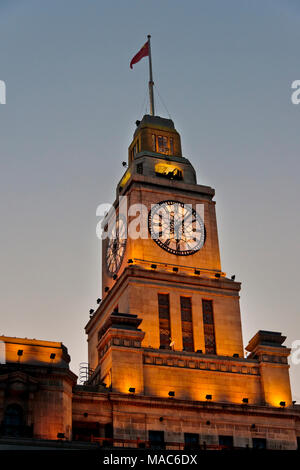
[0,0,300,397]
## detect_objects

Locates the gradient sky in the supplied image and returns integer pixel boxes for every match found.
[0,0,300,397]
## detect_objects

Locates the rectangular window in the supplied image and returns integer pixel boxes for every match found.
[252,438,266,449]
[157,135,168,154]
[152,134,156,152]
[158,294,171,349]
[184,433,199,449]
[219,435,233,448]
[132,141,139,158]
[136,162,143,174]
[149,430,165,449]
[180,297,194,352]
[202,299,216,354]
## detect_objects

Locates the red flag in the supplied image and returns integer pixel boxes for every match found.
[130,41,149,69]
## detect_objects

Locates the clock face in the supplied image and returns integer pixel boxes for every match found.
[148,200,205,256]
[105,217,127,275]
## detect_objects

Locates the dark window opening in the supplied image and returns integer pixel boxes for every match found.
[105,423,113,438]
[202,299,216,355]
[180,297,194,352]
[184,433,199,449]
[158,294,171,349]
[136,163,143,174]
[219,435,233,449]
[149,430,165,449]
[73,421,101,442]
[252,438,267,450]
[1,404,32,438]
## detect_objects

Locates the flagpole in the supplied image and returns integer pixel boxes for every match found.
[147,35,155,116]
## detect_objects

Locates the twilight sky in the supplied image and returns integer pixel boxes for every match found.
[0,0,300,397]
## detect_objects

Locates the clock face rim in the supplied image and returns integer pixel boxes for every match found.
[148,199,206,256]
[105,216,127,276]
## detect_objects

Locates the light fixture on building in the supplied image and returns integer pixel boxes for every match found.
[215,273,221,279]
[172,267,178,273]
[113,274,117,280]
[129,387,135,394]
[233,353,239,358]
[17,349,23,357]
[151,264,157,269]
[168,391,175,398]
[194,270,200,275]
[242,398,249,404]
[206,420,211,425]
[89,309,94,318]
[206,394,212,401]
[104,287,109,292]
[50,353,56,360]
[280,401,286,407]
[122,161,127,167]
[96,298,102,304]
[128,259,133,264]
[231,275,236,281]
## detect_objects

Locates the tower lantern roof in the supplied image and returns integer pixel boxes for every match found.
[129,114,182,163]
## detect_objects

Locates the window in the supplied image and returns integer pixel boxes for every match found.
[252,438,267,449]
[180,297,194,352]
[158,294,171,349]
[152,134,156,152]
[2,404,28,437]
[157,136,168,154]
[184,433,199,449]
[219,435,233,448]
[149,430,165,449]
[152,134,174,155]
[202,300,216,354]
[132,140,140,158]
[73,421,101,442]
[136,163,143,174]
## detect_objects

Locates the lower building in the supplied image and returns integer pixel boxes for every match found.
[0,327,300,450]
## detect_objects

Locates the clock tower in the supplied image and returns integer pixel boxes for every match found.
[85,113,291,409]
